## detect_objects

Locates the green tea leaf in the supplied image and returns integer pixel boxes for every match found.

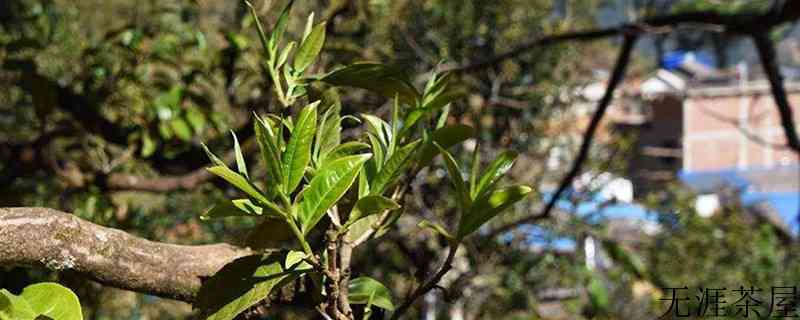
[435,104,450,129]
[458,185,531,238]
[285,250,313,270]
[202,142,226,167]
[201,199,260,220]
[472,150,517,200]
[294,22,326,72]
[418,219,454,240]
[277,41,296,68]
[255,117,284,197]
[19,283,82,320]
[361,114,391,150]
[601,239,646,278]
[302,13,315,42]
[299,154,371,234]
[365,132,385,173]
[231,131,248,178]
[315,103,342,163]
[348,277,395,310]
[268,0,295,54]
[282,102,318,194]
[0,289,36,320]
[320,63,420,105]
[196,253,310,320]
[416,124,475,168]
[319,141,369,166]
[345,195,400,227]
[433,143,469,210]
[588,275,609,312]
[207,166,269,205]
[369,140,421,195]
[469,141,480,195]
[141,130,157,158]
[170,117,192,141]
[186,107,206,132]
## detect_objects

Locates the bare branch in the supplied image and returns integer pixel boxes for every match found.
[390,244,458,320]
[486,34,638,237]
[0,207,252,302]
[753,33,800,152]
[444,2,800,73]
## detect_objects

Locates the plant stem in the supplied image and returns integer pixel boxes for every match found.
[390,243,458,320]
[287,217,313,257]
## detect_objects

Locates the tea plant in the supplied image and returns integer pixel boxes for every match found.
[196,2,531,319]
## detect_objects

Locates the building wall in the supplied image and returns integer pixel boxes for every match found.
[683,83,800,173]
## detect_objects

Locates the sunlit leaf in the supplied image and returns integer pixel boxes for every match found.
[268,0,295,54]
[141,130,157,158]
[433,143,469,210]
[602,239,646,278]
[196,252,310,320]
[277,41,296,68]
[416,125,476,168]
[231,131,248,178]
[284,251,313,271]
[319,63,420,105]
[299,154,371,234]
[186,108,206,133]
[170,117,192,141]
[469,141,480,195]
[418,219,454,240]
[294,22,326,72]
[19,283,82,320]
[0,289,36,320]
[201,199,260,220]
[361,114,391,149]
[207,166,270,206]
[319,141,370,166]
[282,102,318,194]
[255,117,284,197]
[588,275,609,313]
[369,140,421,195]
[458,185,531,238]
[315,103,342,163]
[436,104,450,129]
[348,277,395,310]
[202,142,226,167]
[345,195,400,227]
[472,151,517,200]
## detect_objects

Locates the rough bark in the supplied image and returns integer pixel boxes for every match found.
[0,207,252,302]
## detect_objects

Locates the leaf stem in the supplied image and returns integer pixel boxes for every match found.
[286,217,313,257]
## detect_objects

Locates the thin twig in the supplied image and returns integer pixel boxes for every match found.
[486,34,639,238]
[390,244,458,320]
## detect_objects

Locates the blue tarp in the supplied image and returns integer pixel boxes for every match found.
[661,51,715,70]
[680,167,800,231]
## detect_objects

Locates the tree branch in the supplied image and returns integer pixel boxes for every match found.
[444,2,800,73]
[390,244,458,320]
[0,207,252,302]
[486,34,638,238]
[753,33,800,152]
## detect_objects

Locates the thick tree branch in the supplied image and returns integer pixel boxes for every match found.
[0,207,252,302]
[445,2,800,73]
[753,33,800,152]
[487,34,638,238]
